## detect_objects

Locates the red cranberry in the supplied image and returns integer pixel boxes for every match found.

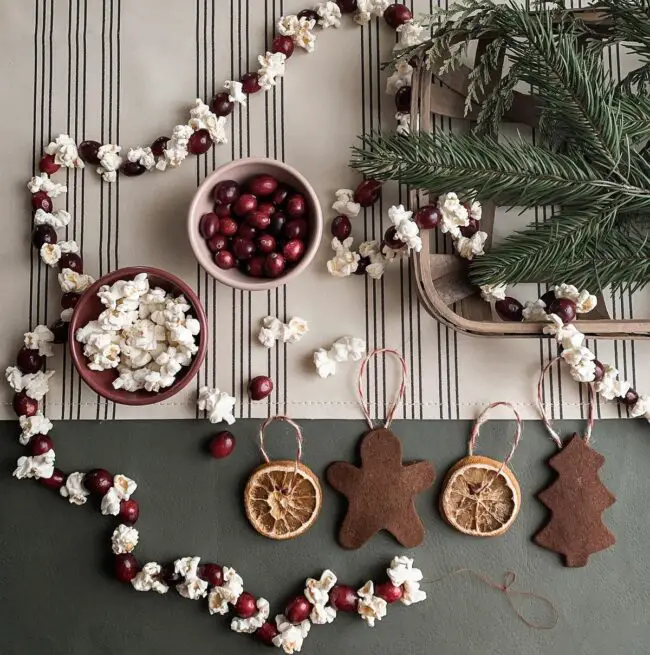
[331,215,352,240]
[495,297,524,322]
[250,376,273,401]
[257,202,275,217]
[384,226,404,250]
[150,136,169,157]
[355,256,370,275]
[459,218,480,238]
[270,212,287,237]
[622,389,639,407]
[83,468,113,496]
[121,161,146,177]
[161,563,182,587]
[207,234,228,253]
[247,256,267,277]
[286,194,306,218]
[59,253,83,273]
[395,85,412,112]
[283,239,305,263]
[540,290,556,308]
[384,3,413,28]
[13,392,38,417]
[549,298,577,324]
[248,174,279,198]
[40,468,65,490]
[375,581,403,603]
[337,0,358,12]
[188,129,213,155]
[247,211,272,230]
[354,179,382,207]
[272,34,295,58]
[264,253,286,278]
[297,9,318,22]
[283,218,308,240]
[61,292,81,310]
[272,186,290,206]
[200,212,221,239]
[415,205,441,230]
[213,180,241,205]
[593,360,605,382]
[17,346,43,374]
[211,91,235,117]
[237,223,258,241]
[235,592,257,618]
[50,320,69,344]
[232,237,256,260]
[241,72,262,94]
[78,140,102,165]
[198,563,224,586]
[329,584,359,612]
[285,595,312,623]
[31,434,54,455]
[233,193,258,217]
[256,621,279,646]
[32,225,57,249]
[115,554,139,583]
[214,203,232,219]
[215,250,236,270]
[219,217,239,237]
[210,431,236,458]
[257,234,277,254]
[39,154,60,175]
[32,191,53,213]
[119,499,140,525]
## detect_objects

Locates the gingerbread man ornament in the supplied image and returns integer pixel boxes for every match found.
[327,349,435,549]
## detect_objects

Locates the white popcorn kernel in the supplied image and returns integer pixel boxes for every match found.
[45,134,84,168]
[60,471,89,505]
[197,386,236,424]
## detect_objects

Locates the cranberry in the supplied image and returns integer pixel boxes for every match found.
[61,292,81,310]
[354,179,382,207]
[78,140,102,165]
[83,468,113,496]
[31,434,54,455]
[32,191,53,213]
[593,360,605,382]
[150,136,169,157]
[258,202,275,216]
[241,72,262,94]
[283,218,308,240]
[286,194,306,218]
[219,217,239,237]
[248,174,279,198]
[355,256,370,275]
[337,0,358,12]
[384,226,404,250]
[207,234,228,253]
[214,203,232,219]
[235,592,257,618]
[256,621,279,646]
[250,376,273,401]
[17,347,43,374]
[213,180,241,205]
[247,256,267,277]
[188,129,213,155]
[375,581,403,603]
[233,193,258,217]
[198,563,224,586]
[115,554,139,583]
[622,389,639,407]
[459,218,480,238]
[13,392,38,417]
[257,234,277,254]
[285,595,312,623]
[283,239,305,263]
[215,250,236,270]
[161,563,182,587]
[211,92,235,117]
[32,225,57,249]
[50,320,69,344]
[210,431,236,458]
[495,297,524,322]
[384,3,413,28]
[119,499,140,525]
[39,154,60,175]
[540,290,556,308]
[549,298,577,324]
[297,9,318,22]
[237,223,258,241]
[329,584,359,612]
[232,237,256,260]
[395,85,412,112]
[121,161,146,177]
[272,186,290,206]
[200,212,221,239]
[331,215,352,240]
[264,252,286,278]
[40,468,65,490]
[272,34,295,58]
[415,205,441,230]
[59,253,83,273]
[270,212,287,237]
[245,212,270,231]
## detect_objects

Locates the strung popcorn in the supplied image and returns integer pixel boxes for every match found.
[101,473,138,516]
[522,299,548,322]
[58,268,95,293]
[388,205,422,252]
[327,237,360,277]
[316,2,342,28]
[40,239,79,267]
[594,365,631,401]
[45,133,84,168]
[13,450,55,480]
[273,615,311,654]
[34,208,71,229]
[355,0,390,25]
[305,570,337,624]
[394,20,425,50]
[96,144,123,183]
[224,80,247,106]
[386,556,427,606]
[257,52,287,91]
[27,172,67,197]
[386,60,413,95]
[111,524,139,554]
[231,598,270,634]
[189,99,228,144]
[131,562,169,595]
[359,240,386,280]
[554,284,597,314]
[24,325,55,357]
[479,283,508,303]
[158,124,194,171]
[208,567,244,614]
[197,386,236,425]
[454,230,488,260]
[126,147,156,171]
[174,556,209,600]
[356,581,387,626]
[395,112,411,135]
[438,192,469,238]
[5,368,54,401]
[60,471,90,505]
[332,189,361,218]
[19,413,53,445]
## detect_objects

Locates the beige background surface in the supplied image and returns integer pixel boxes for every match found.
[1,0,648,421]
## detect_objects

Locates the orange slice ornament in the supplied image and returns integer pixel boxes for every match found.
[244,416,322,540]
[439,402,523,537]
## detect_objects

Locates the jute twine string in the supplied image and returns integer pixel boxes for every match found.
[258,416,304,480]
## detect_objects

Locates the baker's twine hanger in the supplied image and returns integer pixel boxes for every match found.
[537,357,595,448]
[258,416,304,481]
[357,348,408,429]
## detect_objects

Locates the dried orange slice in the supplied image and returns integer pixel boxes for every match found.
[244,460,322,540]
[439,455,521,537]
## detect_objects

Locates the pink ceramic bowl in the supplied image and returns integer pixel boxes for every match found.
[187,158,323,290]
[68,266,207,406]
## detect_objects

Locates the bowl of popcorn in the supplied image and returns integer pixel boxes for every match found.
[188,157,323,290]
[69,266,207,405]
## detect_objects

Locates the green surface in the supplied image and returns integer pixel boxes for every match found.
[1,418,649,655]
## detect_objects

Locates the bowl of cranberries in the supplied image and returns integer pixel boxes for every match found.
[188,158,323,290]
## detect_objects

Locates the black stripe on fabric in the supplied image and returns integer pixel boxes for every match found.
[29,0,40,333]
[195,0,202,419]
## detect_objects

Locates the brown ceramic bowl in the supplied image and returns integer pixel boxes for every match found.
[187,157,323,291]
[68,266,207,406]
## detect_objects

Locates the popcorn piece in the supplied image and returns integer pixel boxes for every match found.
[132,562,169,594]
[314,348,337,378]
[332,189,361,218]
[386,60,413,95]
[13,450,55,480]
[27,173,67,197]
[173,556,209,600]
[305,570,337,625]
[45,134,84,168]
[357,581,387,627]
[20,370,55,401]
[396,112,411,136]
[331,336,367,362]
[96,144,123,183]
[111,524,139,554]
[395,20,425,50]
[522,299,549,322]
[126,147,156,171]
[554,284,597,314]
[438,192,469,238]
[34,208,71,229]
[595,365,631,401]
[283,317,309,344]
[231,598,270,634]
[388,204,422,252]
[159,124,194,171]
[327,237,360,277]
[5,366,24,392]
[469,201,482,221]
[316,2,342,28]
[257,52,287,91]
[58,268,95,293]
[60,471,90,505]
[19,413,53,445]
[454,231,488,260]
[386,556,426,606]
[208,567,244,614]
[189,98,228,144]
[295,18,317,53]
[224,80,247,106]
[197,386,236,425]
[273,615,311,654]
[479,283,507,303]
[277,15,301,36]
